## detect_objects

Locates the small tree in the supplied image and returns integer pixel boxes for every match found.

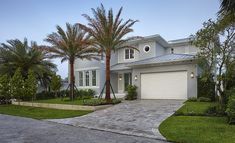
[50,74,62,97]
[192,17,235,109]
[24,70,37,101]
[10,68,24,101]
[0,74,11,100]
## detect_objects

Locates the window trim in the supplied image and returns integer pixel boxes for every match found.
[85,71,90,86]
[76,68,99,88]
[78,71,83,86]
[124,48,135,60]
[143,45,151,53]
[91,70,96,86]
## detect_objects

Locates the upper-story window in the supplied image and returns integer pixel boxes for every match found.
[125,49,134,59]
[144,45,150,53]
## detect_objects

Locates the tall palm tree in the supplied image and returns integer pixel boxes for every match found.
[0,39,57,86]
[44,23,98,100]
[78,4,138,102]
[219,0,235,16]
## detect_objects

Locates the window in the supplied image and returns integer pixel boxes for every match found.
[144,45,150,52]
[79,72,83,86]
[85,71,89,86]
[171,48,174,54]
[92,70,96,86]
[125,49,134,59]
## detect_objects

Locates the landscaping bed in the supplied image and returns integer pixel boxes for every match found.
[35,97,121,106]
[0,105,92,119]
[159,101,235,143]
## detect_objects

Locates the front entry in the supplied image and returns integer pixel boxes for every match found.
[124,73,132,90]
[118,73,132,93]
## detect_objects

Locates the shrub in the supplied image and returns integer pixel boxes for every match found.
[188,97,197,102]
[35,91,55,100]
[10,68,24,100]
[197,77,215,101]
[75,89,95,99]
[125,85,138,100]
[83,98,121,106]
[58,90,69,98]
[23,70,37,101]
[197,97,211,102]
[226,94,235,124]
[50,74,62,97]
[0,74,11,100]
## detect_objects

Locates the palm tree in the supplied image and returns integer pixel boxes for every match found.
[0,39,57,86]
[219,0,235,16]
[78,4,138,102]
[44,23,98,100]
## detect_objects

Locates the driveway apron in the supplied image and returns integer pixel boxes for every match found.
[48,100,184,140]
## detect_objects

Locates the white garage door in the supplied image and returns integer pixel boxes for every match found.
[141,71,187,99]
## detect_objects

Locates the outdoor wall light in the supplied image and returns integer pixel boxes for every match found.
[190,72,194,78]
[119,75,122,80]
[134,75,138,81]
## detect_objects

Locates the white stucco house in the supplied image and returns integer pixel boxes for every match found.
[72,34,199,99]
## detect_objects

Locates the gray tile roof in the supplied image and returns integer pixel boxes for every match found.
[111,54,196,70]
[111,63,132,71]
[127,54,196,67]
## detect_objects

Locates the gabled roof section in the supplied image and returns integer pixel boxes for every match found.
[126,34,170,48]
[168,38,193,47]
[127,54,196,67]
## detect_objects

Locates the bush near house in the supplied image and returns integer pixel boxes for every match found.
[226,94,235,124]
[125,85,138,100]
[35,89,96,100]
[0,74,11,104]
[197,77,215,101]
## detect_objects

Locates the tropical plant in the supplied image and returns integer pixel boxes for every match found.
[219,0,235,16]
[44,23,98,100]
[125,85,138,100]
[78,4,138,102]
[50,74,62,97]
[0,39,57,87]
[24,69,37,101]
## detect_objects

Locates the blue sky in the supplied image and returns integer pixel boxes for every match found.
[0,0,220,78]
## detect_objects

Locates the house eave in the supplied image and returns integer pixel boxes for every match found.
[127,59,197,68]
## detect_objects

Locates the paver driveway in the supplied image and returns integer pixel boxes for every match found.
[49,100,184,140]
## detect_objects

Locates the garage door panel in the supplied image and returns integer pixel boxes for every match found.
[141,71,187,99]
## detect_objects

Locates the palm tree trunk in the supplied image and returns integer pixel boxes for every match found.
[105,51,111,102]
[69,60,75,101]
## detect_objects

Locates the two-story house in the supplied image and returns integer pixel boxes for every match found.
[73,34,199,99]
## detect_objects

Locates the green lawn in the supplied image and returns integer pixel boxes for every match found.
[0,105,92,119]
[159,116,235,143]
[175,101,218,116]
[159,101,235,143]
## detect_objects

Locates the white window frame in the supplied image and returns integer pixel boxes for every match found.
[78,71,83,86]
[124,48,135,60]
[75,67,99,88]
[143,45,151,53]
[91,70,97,86]
[85,71,90,86]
